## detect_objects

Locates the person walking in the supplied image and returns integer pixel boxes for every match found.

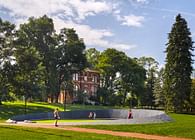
[54,108,60,127]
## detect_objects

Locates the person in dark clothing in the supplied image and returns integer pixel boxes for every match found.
[54,108,60,126]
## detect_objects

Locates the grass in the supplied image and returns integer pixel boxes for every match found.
[0,125,140,140]
[1,101,194,139]
[79,113,195,139]
[0,101,116,122]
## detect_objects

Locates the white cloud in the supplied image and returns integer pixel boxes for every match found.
[0,0,137,51]
[128,0,150,6]
[121,15,144,27]
[0,0,112,21]
[115,14,145,27]
[111,1,145,27]
[135,0,149,4]
[53,17,136,50]
[68,0,112,21]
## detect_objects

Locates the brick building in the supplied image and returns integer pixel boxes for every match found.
[58,68,100,104]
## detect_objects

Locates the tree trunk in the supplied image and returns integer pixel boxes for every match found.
[24,96,27,115]
[64,91,67,111]
[54,93,59,103]
[50,95,54,103]
[123,92,127,107]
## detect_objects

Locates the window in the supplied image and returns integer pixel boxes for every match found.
[92,76,95,82]
[92,76,97,83]
[91,86,97,95]
[73,73,79,81]
[74,85,79,91]
[91,86,97,92]
[75,73,78,81]
[84,76,87,81]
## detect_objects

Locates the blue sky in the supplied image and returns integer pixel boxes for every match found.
[0,0,195,67]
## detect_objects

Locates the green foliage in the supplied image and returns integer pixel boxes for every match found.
[11,16,87,103]
[0,18,16,104]
[97,49,128,105]
[13,46,45,100]
[74,90,87,104]
[164,14,194,112]
[190,79,195,111]
[137,57,159,107]
[85,48,100,68]
[16,15,58,102]
[57,28,87,99]
[153,68,165,107]
[96,49,145,106]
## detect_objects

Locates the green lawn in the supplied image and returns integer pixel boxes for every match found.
[0,101,116,122]
[79,113,195,139]
[1,101,194,139]
[0,125,140,140]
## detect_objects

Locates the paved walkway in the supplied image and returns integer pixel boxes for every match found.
[1,123,193,140]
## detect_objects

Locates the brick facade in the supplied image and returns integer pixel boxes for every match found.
[58,68,100,104]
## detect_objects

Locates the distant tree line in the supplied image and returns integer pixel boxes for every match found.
[0,14,194,113]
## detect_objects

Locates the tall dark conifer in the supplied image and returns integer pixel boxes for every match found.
[164,14,194,112]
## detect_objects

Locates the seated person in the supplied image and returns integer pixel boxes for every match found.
[93,112,96,119]
[88,112,93,119]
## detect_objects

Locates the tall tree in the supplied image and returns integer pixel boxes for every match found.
[56,28,87,102]
[18,15,56,101]
[97,48,126,104]
[153,68,165,108]
[0,18,16,105]
[16,16,87,103]
[117,58,146,107]
[164,14,194,112]
[13,45,45,113]
[97,48,145,106]
[137,57,159,107]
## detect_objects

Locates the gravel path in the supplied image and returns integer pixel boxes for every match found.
[15,118,169,125]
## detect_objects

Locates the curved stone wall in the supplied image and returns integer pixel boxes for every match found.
[11,109,172,122]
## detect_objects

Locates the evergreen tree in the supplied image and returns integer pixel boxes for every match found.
[164,14,194,112]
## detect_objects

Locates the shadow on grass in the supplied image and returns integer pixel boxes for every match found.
[0,103,54,120]
[0,125,72,138]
